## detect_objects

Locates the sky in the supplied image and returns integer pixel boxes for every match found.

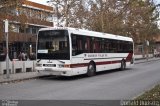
[28,0,48,5]
[29,0,160,5]
[155,0,160,4]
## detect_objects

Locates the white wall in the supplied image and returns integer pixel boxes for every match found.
[0,61,35,75]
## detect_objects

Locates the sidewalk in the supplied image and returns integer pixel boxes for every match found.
[0,72,41,83]
[135,57,160,64]
[0,57,160,84]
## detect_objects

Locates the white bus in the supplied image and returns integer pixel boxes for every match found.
[35,27,134,76]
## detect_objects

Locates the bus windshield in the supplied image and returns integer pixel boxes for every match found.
[37,30,70,60]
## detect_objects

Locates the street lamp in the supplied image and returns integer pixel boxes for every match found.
[55,5,59,27]
[29,44,32,55]
[4,19,10,78]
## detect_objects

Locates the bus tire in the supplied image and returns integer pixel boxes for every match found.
[87,62,96,77]
[120,60,126,71]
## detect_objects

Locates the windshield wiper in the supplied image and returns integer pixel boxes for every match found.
[37,59,41,63]
[57,60,65,64]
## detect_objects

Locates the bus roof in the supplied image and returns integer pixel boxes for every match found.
[39,27,133,42]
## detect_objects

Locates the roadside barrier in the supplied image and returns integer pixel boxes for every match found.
[134,54,153,60]
[0,61,12,75]
[0,60,36,75]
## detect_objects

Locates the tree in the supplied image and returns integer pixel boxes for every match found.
[122,0,159,42]
[84,0,126,33]
[47,0,160,44]
[48,0,82,27]
[0,0,26,32]
[83,0,159,43]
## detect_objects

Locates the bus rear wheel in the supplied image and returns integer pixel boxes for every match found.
[87,62,96,77]
[120,60,126,71]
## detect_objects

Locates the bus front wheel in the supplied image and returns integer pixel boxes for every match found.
[87,62,96,77]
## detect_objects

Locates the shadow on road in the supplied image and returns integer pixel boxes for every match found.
[38,68,133,81]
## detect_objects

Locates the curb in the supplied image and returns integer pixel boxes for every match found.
[0,76,39,84]
[132,83,160,100]
[0,72,41,84]
[135,58,160,64]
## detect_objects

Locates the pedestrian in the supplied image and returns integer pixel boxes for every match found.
[25,53,28,61]
[30,53,36,60]
[21,52,25,61]
[18,52,22,61]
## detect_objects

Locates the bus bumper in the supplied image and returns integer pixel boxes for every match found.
[35,67,73,76]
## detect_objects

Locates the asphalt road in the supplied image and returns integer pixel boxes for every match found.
[0,60,160,102]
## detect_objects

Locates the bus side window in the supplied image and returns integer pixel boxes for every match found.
[129,43,133,53]
[95,38,100,53]
[85,37,91,53]
[71,35,77,56]
[118,41,122,53]
[100,38,104,53]
[77,36,83,54]
[71,34,84,56]
[106,41,110,53]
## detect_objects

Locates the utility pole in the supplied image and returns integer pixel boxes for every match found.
[56,4,59,27]
[5,19,10,78]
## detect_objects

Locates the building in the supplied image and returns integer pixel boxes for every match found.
[0,0,53,60]
[134,35,160,57]
[154,35,160,55]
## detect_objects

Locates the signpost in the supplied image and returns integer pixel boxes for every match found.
[5,19,10,78]
[146,40,149,61]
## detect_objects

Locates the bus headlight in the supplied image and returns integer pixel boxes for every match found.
[64,64,71,68]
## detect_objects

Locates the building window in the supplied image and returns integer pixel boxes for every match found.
[10,24,19,33]
[26,27,31,34]
[30,26,41,34]
[46,14,53,22]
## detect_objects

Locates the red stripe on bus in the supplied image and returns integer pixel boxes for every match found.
[70,63,88,68]
[96,60,121,65]
[70,60,121,68]
[70,53,133,68]
[126,53,133,62]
